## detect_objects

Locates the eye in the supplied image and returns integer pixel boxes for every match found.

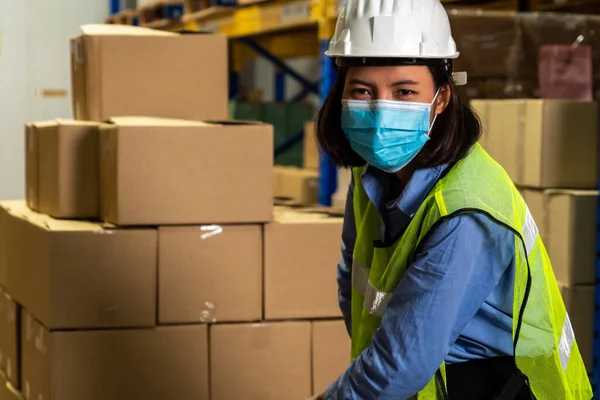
[396,89,415,97]
[351,88,372,98]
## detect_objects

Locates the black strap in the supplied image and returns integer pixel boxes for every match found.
[494,373,534,400]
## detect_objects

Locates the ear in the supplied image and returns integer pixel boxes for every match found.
[434,84,451,115]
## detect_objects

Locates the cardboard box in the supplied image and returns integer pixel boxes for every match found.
[0,203,22,289]
[473,100,598,189]
[25,124,37,211]
[26,120,101,219]
[522,189,597,285]
[158,225,262,324]
[0,373,22,400]
[449,10,600,83]
[264,209,343,319]
[21,311,209,400]
[560,284,594,372]
[303,121,319,170]
[274,166,319,205]
[1,202,36,303]
[99,117,273,226]
[0,202,157,330]
[312,320,350,394]
[0,291,19,388]
[210,322,311,400]
[450,10,521,80]
[70,25,227,122]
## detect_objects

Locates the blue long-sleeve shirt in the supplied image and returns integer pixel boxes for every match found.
[325,163,516,400]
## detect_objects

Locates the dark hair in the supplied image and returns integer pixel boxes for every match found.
[315,63,481,169]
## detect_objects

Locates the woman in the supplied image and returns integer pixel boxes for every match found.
[312,0,592,399]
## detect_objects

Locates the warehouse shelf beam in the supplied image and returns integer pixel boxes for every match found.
[275,69,286,101]
[517,0,531,10]
[237,37,320,95]
[110,0,121,15]
[229,71,239,99]
[275,131,304,157]
[292,80,319,102]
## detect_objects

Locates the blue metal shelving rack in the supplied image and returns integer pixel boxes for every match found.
[318,40,337,206]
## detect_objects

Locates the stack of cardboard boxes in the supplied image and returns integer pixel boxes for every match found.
[472,98,599,372]
[449,10,600,102]
[0,24,350,399]
[273,121,321,206]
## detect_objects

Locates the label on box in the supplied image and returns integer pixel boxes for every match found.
[27,128,35,152]
[282,1,310,21]
[26,314,32,341]
[538,44,593,101]
[203,23,218,32]
[72,38,84,63]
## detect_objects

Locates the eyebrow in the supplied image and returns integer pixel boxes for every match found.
[390,80,418,86]
[348,78,419,86]
[348,79,374,87]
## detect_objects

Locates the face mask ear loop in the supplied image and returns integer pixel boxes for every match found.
[427,88,442,135]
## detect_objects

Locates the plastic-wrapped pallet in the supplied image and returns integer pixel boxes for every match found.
[448,10,600,101]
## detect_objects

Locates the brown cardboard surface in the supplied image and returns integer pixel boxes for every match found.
[99,118,273,225]
[559,284,594,372]
[33,119,101,219]
[522,189,598,285]
[0,207,9,289]
[70,25,227,122]
[210,322,311,400]
[274,166,319,206]
[2,201,156,330]
[312,320,350,394]
[473,99,598,189]
[24,124,38,211]
[158,225,262,324]
[0,373,22,400]
[303,121,319,170]
[1,202,34,304]
[21,311,209,400]
[449,11,600,83]
[0,291,19,388]
[264,209,343,319]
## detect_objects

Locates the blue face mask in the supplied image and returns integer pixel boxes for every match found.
[341,92,439,173]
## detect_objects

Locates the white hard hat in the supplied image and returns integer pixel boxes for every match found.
[327,0,459,60]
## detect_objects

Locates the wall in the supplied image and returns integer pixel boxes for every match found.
[0,0,107,200]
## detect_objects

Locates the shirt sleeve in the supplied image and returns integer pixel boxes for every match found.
[324,213,515,400]
[338,176,356,336]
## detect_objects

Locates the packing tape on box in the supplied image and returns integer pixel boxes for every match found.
[200,225,223,240]
[35,326,46,355]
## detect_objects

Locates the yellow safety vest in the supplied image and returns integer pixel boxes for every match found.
[350,143,592,399]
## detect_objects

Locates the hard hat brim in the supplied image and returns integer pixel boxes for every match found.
[333,56,468,86]
[333,56,458,68]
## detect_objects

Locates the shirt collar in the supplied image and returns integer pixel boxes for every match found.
[361,163,449,217]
